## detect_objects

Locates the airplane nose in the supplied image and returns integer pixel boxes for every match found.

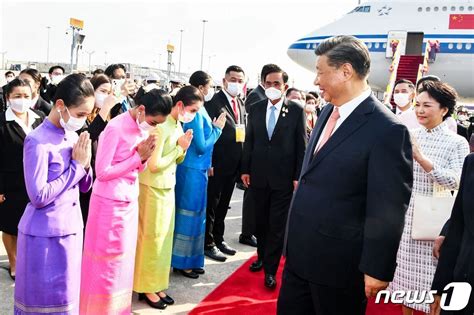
[287,42,300,63]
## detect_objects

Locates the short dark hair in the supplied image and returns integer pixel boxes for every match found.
[225,65,245,76]
[308,91,319,99]
[305,94,317,102]
[5,71,14,77]
[20,68,42,85]
[260,64,278,82]
[89,74,111,91]
[137,89,173,116]
[174,85,204,107]
[286,87,301,98]
[263,64,289,84]
[93,68,105,76]
[48,65,65,75]
[417,80,457,120]
[52,73,95,108]
[104,64,126,79]
[394,79,415,90]
[5,78,32,98]
[416,75,441,91]
[189,71,212,88]
[315,35,371,78]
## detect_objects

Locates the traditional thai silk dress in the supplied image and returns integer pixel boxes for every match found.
[80,111,148,314]
[171,107,222,270]
[15,118,93,315]
[134,114,185,293]
[390,121,469,312]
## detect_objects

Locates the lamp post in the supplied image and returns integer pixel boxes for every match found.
[200,20,208,70]
[46,26,51,63]
[86,51,95,75]
[1,51,6,70]
[178,29,184,74]
[207,54,216,73]
[158,53,162,70]
[104,51,108,66]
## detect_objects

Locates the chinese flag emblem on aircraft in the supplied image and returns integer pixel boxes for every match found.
[449,14,474,29]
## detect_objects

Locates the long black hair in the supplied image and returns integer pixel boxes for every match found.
[137,89,173,116]
[52,74,95,108]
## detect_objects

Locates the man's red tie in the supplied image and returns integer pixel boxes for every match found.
[231,99,239,122]
[314,107,340,154]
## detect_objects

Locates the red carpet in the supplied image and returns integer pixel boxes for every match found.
[190,255,422,315]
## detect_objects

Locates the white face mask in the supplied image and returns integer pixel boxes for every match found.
[265,87,283,101]
[178,106,196,123]
[8,98,34,114]
[393,93,411,108]
[59,107,86,132]
[51,75,64,85]
[204,88,215,102]
[94,92,108,109]
[305,104,316,112]
[136,112,155,132]
[226,82,242,97]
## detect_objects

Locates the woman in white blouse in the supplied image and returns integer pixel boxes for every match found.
[391,80,470,314]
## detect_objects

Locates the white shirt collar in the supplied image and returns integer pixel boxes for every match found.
[267,98,284,111]
[336,88,372,121]
[5,107,40,134]
[222,89,236,105]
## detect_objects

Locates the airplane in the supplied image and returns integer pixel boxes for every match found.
[287,0,474,104]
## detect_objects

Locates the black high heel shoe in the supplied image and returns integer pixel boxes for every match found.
[138,293,167,310]
[173,268,199,279]
[157,292,175,305]
[193,268,205,275]
[8,268,15,281]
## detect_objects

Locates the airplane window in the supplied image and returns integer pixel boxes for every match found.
[434,7,439,12]
[448,43,454,50]
[457,43,463,50]
[383,43,387,48]
[466,43,472,50]
[426,7,431,12]
[442,6,447,11]
[468,6,473,11]
[306,43,311,49]
[418,7,422,12]
[459,6,464,11]
[363,6,371,12]
[451,6,456,11]
[375,43,380,49]
[367,42,373,48]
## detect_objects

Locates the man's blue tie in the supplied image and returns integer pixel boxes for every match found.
[121,99,130,112]
[267,106,276,140]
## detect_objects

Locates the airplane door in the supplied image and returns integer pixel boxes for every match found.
[386,31,407,58]
[406,32,424,55]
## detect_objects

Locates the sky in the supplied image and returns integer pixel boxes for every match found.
[0,0,359,89]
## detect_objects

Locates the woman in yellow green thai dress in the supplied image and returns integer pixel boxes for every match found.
[133,89,194,309]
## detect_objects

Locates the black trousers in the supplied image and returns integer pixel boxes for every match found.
[241,189,256,237]
[277,265,367,315]
[205,172,237,248]
[249,185,293,275]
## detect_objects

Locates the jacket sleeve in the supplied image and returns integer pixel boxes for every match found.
[294,106,307,180]
[0,130,5,194]
[23,137,87,209]
[359,123,414,281]
[432,154,472,292]
[94,125,143,181]
[184,113,221,156]
[147,126,184,174]
[87,115,108,142]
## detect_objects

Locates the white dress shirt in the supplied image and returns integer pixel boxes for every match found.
[266,98,284,130]
[5,107,40,135]
[397,107,420,130]
[316,89,372,150]
[222,89,240,123]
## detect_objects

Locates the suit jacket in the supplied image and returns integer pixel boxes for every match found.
[205,90,246,176]
[241,99,306,190]
[110,96,136,119]
[33,96,53,115]
[244,85,266,112]
[285,94,413,288]
[432,154,474,295]
[0,109,45,194]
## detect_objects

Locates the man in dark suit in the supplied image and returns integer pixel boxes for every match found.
[431,153,474,315]
[104,64,136,118]
[239,64,275,248]
[241,64,306,289]
[204,65,246,262]
[41,65,65,103]
[277,35,413,314]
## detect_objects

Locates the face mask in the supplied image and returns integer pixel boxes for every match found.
[6,77,14,83]
[94,92,108,109]
[178,107,196,123]
[226,82,242,97]
[393,93,411,108]
[305,104,316,112]
[8,98,34,114]
[458,115,468,122]
[265,87,283,101]
[204,88,215,102]
[51,75,64,85]
[59,107,86,132]
[136,112,155,132]
[291,99,304,106]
